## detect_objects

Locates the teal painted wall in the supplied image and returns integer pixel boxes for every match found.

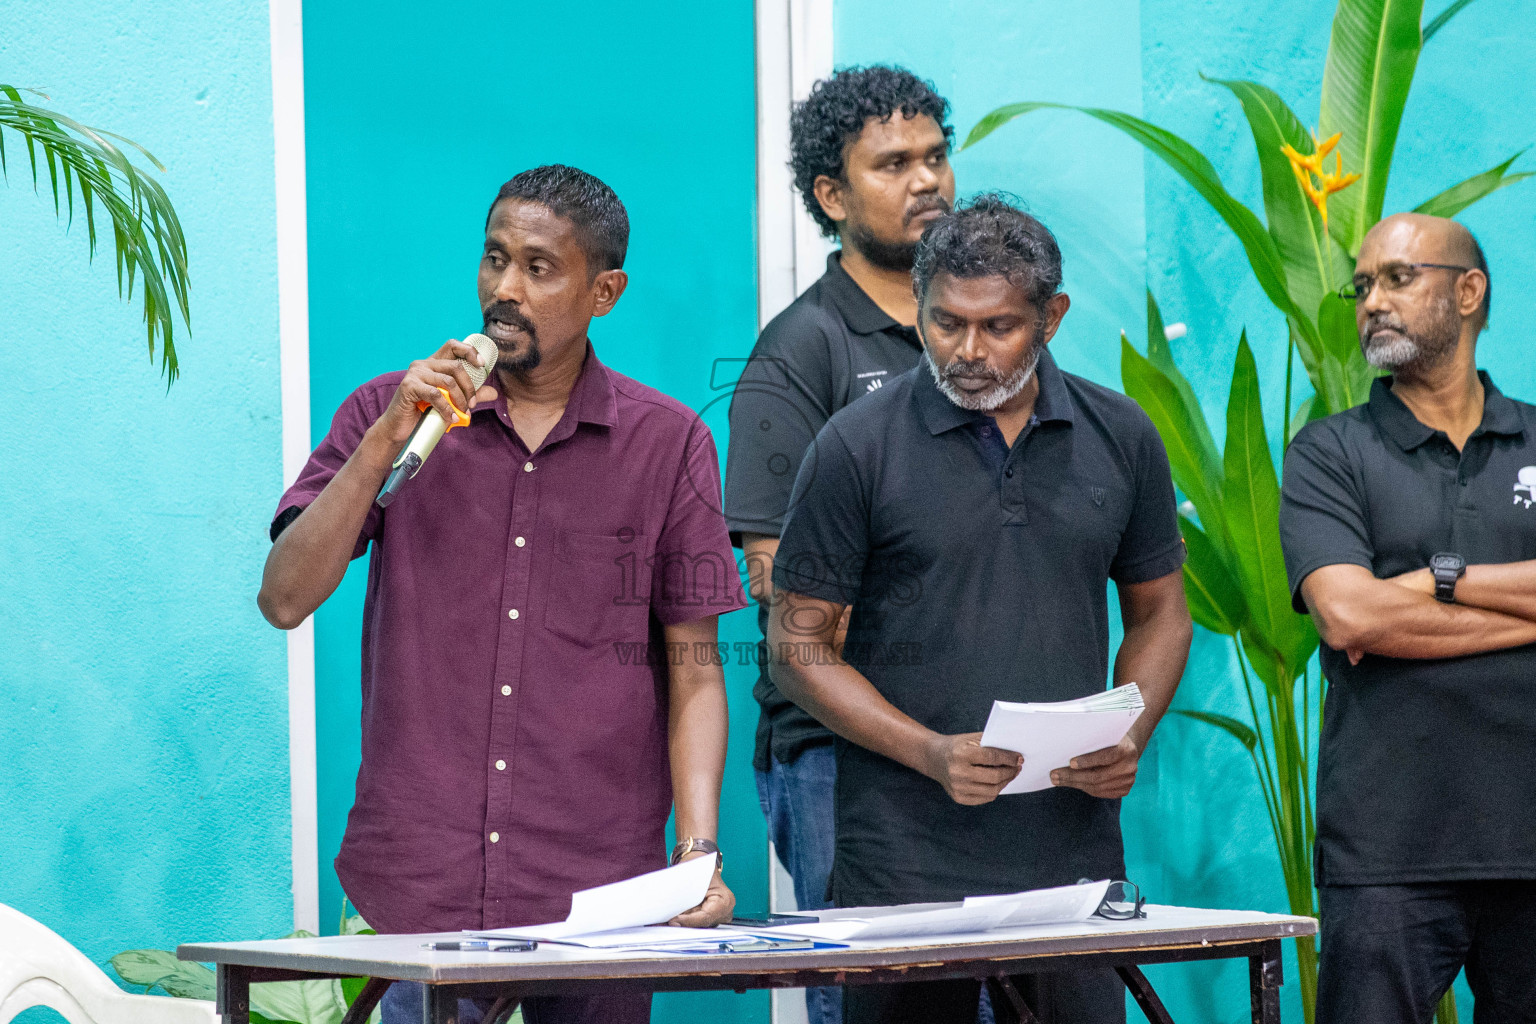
[838,0,1536,1020]
[300,2,764,1020]
[0,0,293,1016]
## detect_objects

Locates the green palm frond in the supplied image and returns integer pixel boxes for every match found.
[1,85,189,383]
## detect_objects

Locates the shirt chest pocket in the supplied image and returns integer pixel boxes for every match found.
[542,530,653,647]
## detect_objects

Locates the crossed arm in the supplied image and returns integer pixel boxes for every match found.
[1300,560,1536,663]
[767,569,1190,806]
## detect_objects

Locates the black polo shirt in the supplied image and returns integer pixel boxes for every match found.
[1280,373,1536,886]
[772,353,1185,906]
[725,252,925,772]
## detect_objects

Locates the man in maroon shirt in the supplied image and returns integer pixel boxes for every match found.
[259,165,746,1024]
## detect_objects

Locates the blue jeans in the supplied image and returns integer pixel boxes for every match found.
[757,744,841,1024]
[380,980,648,1024]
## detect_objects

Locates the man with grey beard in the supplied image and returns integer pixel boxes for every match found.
[767,194,1193,1024]
[1280,212,1536,1023]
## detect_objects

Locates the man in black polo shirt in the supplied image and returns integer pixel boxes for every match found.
[724,66,955,1024]
[769,195,1192,1024]
[1280,212,1536,1023]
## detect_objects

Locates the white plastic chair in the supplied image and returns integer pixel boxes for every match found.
[0,903,217,1024]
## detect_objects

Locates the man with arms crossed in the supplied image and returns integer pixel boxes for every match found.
[259,166,745,1024]
[769,195,1193,1024]
[1280,213,1536,1022]
[725,64,955,1024]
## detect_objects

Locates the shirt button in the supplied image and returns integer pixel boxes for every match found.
[523,462,534,472]
[508,608,520,620]
[495,759,506,771]
[501,685,512,696]
[515,536,526,547]
[489,832,500,844]
[1005,469,1015,478]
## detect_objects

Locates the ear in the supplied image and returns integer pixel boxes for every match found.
[1457,268,1488,322]
[813,174,847,228]
[590,269,629,318]
[1040,292,1072,345]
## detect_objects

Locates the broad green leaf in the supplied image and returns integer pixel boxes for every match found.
[1286,393,1330,444]
[1222,335,1311,678]
[1178,516,1246,635]
[1319,0,1426,254]
[1423,0,1478,42]
[109,950,215,1000]
[1172,708,1258,751]
[1316,294,1379,413]
[1145,288,1167,348]
[1208,77,1354,361]
[1122,333,1226,537]
[964,101,1321,353]
[1413,149,1533,218]
[341,913,375,937]
[252,978,349,1024]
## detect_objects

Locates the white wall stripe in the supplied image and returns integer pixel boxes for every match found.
[268,0,319,935]
[755,0,835,330]
[754,2,831,1020]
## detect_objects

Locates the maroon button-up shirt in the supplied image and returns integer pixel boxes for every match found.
[276,347,747,934]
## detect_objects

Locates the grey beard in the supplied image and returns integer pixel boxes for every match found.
[1360,294,1459,373]
[925,347,1040,411]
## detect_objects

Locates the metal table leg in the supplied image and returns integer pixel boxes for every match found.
[422,983,459,1024]
[483,994,520,1024]
[340,977,392,1024]
[1116,965,1176,1024]
[986,974,1040,1024]
[216,965,251,1024]
[1249,939,1283,1024]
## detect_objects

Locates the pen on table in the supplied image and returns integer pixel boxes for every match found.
[420,940,537,952]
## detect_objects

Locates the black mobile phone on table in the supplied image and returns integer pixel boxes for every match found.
[728,913,819,928]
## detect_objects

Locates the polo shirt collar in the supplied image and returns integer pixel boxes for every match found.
[477,341,619,431]
[1367,370,1523,451]
[915,348,1075,436]
[823,252,903,336]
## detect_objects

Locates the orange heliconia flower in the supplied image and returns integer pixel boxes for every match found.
[1280,131,1361,229]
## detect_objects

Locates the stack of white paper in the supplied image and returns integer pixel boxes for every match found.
[758,881,1111,943]
[467,856,751,948]
[980,684,1144,795]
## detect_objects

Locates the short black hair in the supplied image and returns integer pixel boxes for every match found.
[912,192,1063,310]
[486,165,629,273]
[790,65,953,239]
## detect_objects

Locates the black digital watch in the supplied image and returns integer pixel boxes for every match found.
[1430,552,1466,603]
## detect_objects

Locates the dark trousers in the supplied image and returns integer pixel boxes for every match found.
[1318,880,1536,1024]
[380,980,649,1024]
[844,968,1125,1024]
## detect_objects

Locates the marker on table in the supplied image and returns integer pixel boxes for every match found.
[420,940,537,952]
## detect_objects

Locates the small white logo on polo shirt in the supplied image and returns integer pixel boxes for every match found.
[858,369,888,393]
[1514,467,1536,508]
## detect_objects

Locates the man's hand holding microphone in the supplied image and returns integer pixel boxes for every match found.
[258,336,498,630]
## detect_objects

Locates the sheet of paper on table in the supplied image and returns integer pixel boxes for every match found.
[980,683,1144,795]
[468,856,753,948]
[756,881,1111,943]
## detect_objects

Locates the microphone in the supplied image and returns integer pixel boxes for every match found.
[376,333,499,508]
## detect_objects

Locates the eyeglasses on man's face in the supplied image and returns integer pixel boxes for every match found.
[1338,262,1470,302]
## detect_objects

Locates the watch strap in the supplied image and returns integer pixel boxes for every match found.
[670,837,722,870]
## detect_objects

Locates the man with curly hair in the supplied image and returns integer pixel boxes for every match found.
[724,65,956,1024]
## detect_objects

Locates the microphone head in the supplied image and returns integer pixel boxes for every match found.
[461,333,499,389]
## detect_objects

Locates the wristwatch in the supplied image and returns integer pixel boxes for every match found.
[1430,552,1466,603]
[670,837,723,872]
